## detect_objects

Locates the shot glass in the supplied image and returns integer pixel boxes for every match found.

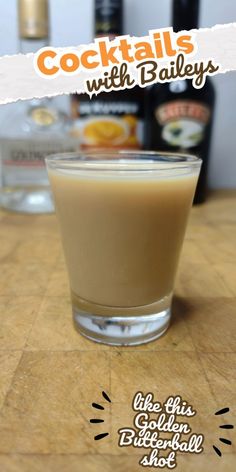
[46,151,201,346]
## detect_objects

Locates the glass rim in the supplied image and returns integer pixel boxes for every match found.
[45,150,202,172]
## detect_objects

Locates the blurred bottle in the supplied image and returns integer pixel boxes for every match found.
[0,0,79,214]
[145,0,215,204]
[71,0,145,150]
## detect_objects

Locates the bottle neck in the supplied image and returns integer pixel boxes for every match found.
[95,0,123,38]
[19,37,48,54]
[19,36,51,107]
[18,1,51,107]
[173,0,199,32]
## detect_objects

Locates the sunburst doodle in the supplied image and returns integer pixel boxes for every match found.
[212,407,234,457]
[90,391,111,441]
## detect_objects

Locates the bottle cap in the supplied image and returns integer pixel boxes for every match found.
[18,0,49,39]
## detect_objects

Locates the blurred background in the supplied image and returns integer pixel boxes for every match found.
[0,0,235,192]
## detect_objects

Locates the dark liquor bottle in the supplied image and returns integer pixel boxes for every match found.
[145,0,215,203]
[71,0,144,150]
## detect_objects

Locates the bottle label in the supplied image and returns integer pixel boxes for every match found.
[155,100,211,149]
[71,99,144,149]
[29,107,58,126]
[1,138,78,188]
[1,138,77,167]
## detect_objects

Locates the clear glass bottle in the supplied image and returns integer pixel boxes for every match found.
[0,0,79,213]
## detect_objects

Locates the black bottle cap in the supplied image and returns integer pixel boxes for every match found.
[173,0,199,32]
[95,0,123,36]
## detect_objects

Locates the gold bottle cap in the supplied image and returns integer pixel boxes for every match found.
[18,0,49,39]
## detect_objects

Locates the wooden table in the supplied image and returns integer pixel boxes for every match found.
[0,191,235,472]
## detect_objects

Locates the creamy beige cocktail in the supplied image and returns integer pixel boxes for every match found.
[46,152,201,345]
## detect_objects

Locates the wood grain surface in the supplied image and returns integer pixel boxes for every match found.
[0,191,235,472]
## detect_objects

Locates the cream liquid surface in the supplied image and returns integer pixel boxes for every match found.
[49,162,198,309]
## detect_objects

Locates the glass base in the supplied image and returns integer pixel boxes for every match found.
[0,187,54,213]
[73,303,171,346]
